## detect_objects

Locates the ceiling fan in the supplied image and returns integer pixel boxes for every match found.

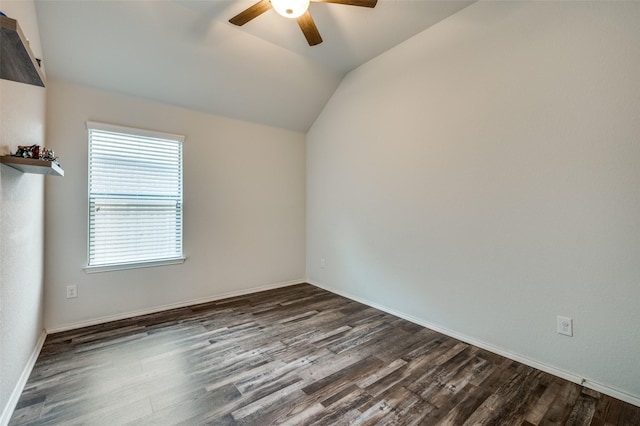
[229,0,378,46]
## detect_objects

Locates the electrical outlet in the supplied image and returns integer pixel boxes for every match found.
[320,258,326,269]
[557,316,573,336]
[66,285,78,299]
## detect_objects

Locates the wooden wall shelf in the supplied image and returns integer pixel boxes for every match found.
[1,15,46,87]
[1,156,64,176]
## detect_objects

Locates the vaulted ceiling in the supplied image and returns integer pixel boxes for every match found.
[35,0,473,132]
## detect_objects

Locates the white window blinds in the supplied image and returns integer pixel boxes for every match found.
[87,121,184,270]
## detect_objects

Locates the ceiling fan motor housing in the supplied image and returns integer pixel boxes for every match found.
[271,0,310,19]
[229,0,378,46]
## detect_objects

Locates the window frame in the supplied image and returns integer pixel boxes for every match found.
[84,121,186,273]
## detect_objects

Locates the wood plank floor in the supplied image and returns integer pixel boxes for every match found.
[9,284,640,425]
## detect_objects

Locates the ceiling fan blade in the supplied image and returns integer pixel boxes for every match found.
[297,11,323,46]
[311,0,377,8]
[229,0,272,26]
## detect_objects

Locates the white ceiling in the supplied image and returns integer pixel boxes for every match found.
[35,0,473,132]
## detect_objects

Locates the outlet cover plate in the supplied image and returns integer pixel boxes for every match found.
[557,316,573,336]
[66,285,78,299]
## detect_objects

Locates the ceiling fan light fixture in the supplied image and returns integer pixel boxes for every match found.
[271,0,310,18]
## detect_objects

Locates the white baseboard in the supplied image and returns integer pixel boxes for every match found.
[47,279,305,334]
[308,279,640,408]
[1,330,47,426]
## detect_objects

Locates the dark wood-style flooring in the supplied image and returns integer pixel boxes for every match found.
[9,284,640,425]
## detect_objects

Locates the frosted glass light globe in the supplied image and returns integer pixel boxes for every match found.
[271,0,310,18]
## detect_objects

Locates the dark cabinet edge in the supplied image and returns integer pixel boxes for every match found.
[1,15,46,87]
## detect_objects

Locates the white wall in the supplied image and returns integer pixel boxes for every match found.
[44,81,306,330]
[0,0,47,422]
[307,1,640,403]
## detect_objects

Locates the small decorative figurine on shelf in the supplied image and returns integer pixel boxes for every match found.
[13,145,61,166]
[41,147,56,161]
[15,144,40,159]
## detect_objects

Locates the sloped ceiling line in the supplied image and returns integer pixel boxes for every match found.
[34,0,473,131]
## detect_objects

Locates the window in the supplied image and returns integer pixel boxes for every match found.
[86,121,184,272]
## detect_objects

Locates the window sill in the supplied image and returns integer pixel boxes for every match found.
[84,257,186,273]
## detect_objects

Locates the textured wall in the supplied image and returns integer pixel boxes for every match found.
[307,1,640,402]
[0,0,46,421]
